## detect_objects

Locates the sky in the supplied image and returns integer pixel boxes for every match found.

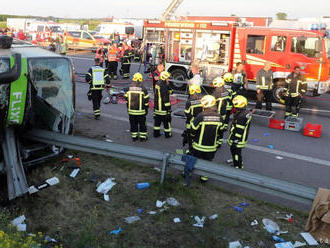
[1,0,330,19]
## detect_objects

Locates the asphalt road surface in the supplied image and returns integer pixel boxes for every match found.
[70,54,330,207]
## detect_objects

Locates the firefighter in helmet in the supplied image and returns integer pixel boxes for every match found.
[191,95,224,182]
[86,58,111,119]
[182,83,203,152]
[153,71,173,138]
[124,72,149,141]
[283,66,307,118]
[227,95,252,169]
[222,72,235,131]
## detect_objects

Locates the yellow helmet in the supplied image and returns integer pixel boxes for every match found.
[133,72,143,82]
[201,95,216,108]
[189,84,201,95]
[223,72,234,83]
[160,71,171,81]
[232,95,248,108]
[212,77,225,87]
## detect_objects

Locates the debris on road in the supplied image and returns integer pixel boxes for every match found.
[276,213,293,223]
[240,202,249,207]
[250,219,258,226]
[124,216,141,224]
[209,214,218,220]
[272,235,286,242]
[233,206,244,213]
[166,197,180,207]
[292,241,307,247]
[69,168,80,178]
[276,156,284,160]
[147,211,157,215]
[136,182,150,190]
[137,208,143,214]
[193,216,206,228]
[96,178,116,201]
[28,177,60,195]
[274,242,295,248]
[156,200,165,208]
[300,232,318,246]
[173,218,181,223]
[109,227,122,235]
[262,218,280,234]
[45,235,57,243]
[229,240,243,248]
[12,215,27,232]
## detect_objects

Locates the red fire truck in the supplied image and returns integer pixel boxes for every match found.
[143,19,330,102]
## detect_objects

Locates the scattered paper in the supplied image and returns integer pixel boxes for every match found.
[209,214,218,220]
[250,219,258,226]
[262,218,280,234]
[156,200,165,208]
[276,156,284,160]
[166,197,180,206]
[293,241,307,248]
[96,178,116,195]
[148,211,157,215]
[275,242,295,248]
[104,194,110,202]
[173,218,181,223]
[124,216,141,224]
[300,232,318,246]
[193,216,206,228]
[70,168,80,178]
[12,215,26,232]
[229,241,243,248]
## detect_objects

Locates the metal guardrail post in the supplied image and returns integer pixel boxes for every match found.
[160,153,170,184]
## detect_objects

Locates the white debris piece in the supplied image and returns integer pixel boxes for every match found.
[293,241,307,247]
[262,218,280,234]
[125,216,141,224]
[96,178,116,195]
[104,194,110,202]
[300,232,318,246]
[209,214,218,220]
[275,242,295,248]
[70,168,80,178]
[166,197,180,206]
[148,211,157,215]
[229,241,243,248]
[250,219,258,226]
[193,216,206,228]
[12,215,26,232]
[173,218,181,223]
[276,156,284,160]
[156,200,165,208]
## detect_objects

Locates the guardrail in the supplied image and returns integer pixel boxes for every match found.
[24,129,317,206]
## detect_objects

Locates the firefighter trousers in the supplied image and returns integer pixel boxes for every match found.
[108,61,118,79]
[285,96,301,117]
[224,110,231,130]
[153,114,172,138]
[121,63,131,78]
[191,148,215,161]
[129,115,147,140]
[256,90,272,110]
[91,90,103,117]
[230,145,243,169]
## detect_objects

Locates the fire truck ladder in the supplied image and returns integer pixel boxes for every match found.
[1,127,29,200]
[161,0,184,21]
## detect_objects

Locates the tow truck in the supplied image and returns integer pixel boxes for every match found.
[0,36,75,200]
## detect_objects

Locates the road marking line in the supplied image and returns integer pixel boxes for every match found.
[77,108,330,168]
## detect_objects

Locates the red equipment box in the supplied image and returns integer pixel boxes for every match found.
[303,123,322,138]
[269,118,285,130]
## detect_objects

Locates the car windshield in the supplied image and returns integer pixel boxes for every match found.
[29,58,74,118]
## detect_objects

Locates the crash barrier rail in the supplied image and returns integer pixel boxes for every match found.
[24,129,317,206]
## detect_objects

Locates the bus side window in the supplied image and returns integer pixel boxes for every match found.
[246,35,265,55]
[271,36,287,52]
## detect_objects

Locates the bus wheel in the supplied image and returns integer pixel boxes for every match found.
[273,86,286,104]
[169,69,187,91]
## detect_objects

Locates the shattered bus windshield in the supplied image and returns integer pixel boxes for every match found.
[29,58,74,118]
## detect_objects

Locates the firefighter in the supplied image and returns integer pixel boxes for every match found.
[107,43,120,80]
[183,83,203,152]
[125,73,149,141]
[223,72,235,131]
[212,76,231,132]
[256,61,273,110]
[151,63,164,92]
[227,95,252,169]
[121,42,134,79]
[232,62,248,95]
[191,95,224,182]
[283,66,307,118]
[86,58,111,119]
[154,71,173,138]
[95,43,105,67]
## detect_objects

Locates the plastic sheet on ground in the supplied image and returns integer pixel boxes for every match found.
[124,216,141,224]
[262,218,280,234]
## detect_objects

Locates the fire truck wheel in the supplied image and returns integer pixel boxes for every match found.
[272,86,286,104]
[169,69,187,91]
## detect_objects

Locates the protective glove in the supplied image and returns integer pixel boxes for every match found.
[87,91,92,101]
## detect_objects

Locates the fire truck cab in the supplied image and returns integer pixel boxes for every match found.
[143,19,330,102]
